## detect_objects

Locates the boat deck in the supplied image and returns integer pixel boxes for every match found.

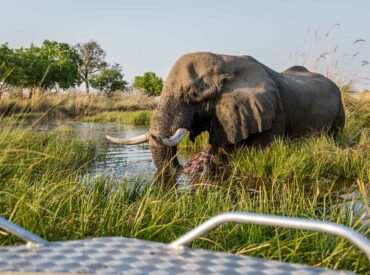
[0,237,350,274]
[1,212,369,274]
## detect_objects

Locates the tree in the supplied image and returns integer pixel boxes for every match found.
[75,40,107,93]
[0,44,18,96]
[133,72,163,96]
[90,64,128,97]
[13,41,81,97]
[0,41,81,98]
[37,40,82,90]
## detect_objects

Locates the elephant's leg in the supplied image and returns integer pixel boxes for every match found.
[245,112,286,147]
[243,130,277,147]
[209,144,234,155]
[329,100,345,137]
[209,145,234,161]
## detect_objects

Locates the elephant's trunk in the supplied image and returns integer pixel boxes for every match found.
[148,94,194,171]
[149,136,181,171]
[149,129,187,171]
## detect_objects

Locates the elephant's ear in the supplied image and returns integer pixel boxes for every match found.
[210,60,282,146]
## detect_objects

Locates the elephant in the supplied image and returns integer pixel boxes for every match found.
[106,52,345,172]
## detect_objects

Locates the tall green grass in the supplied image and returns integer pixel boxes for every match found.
[229,135,369,184]
[0,170,368,272]
[82,110,153,126]
[0,128,96,185]
[178,132,209,150]
[0,93,369,273]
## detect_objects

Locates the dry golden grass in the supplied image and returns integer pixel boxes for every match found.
[289,24,369,91]
[0,91,158,117]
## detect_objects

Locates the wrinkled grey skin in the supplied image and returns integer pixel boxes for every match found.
[149,52,345,171]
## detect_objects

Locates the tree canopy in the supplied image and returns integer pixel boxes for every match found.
[75,40,107,93]
[133,72,163,96]
[90,64,128,97]
[0,39,166,98]
[0,40,81,95]
[0,43,19,92]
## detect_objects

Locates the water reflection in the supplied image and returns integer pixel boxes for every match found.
[17,119,192,181]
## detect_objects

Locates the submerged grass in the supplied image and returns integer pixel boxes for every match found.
[0,92,369,273]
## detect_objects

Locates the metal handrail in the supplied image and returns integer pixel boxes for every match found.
[1,211,369,262]
[0,216,49,247]
[169,212,370,262]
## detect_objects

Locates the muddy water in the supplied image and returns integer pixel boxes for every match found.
[20,119,194,181]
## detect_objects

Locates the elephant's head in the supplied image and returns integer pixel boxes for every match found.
[106,52,282,171]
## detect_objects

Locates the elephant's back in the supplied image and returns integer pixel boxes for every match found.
[277,71,343,136]
[283,66,310,73]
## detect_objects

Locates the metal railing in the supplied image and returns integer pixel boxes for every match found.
[169,212,370,262]
[1,212,369,262]
[0,216,49,247]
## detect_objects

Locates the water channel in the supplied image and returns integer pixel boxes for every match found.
[10,117,370,223]
[18,118,194,181]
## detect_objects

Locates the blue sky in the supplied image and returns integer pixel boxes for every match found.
[0,0,369,88]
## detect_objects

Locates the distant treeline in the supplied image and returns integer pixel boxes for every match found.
[0,40,163,98]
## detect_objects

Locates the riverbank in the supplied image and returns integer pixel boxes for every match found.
[0,93,158,118]
[0,93,369,273]
[82,110,153,125]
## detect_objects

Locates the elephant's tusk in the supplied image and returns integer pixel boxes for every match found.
[157,128,187,146]
[105,132,149,145]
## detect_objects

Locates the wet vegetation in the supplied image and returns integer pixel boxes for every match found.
[0,92,369,273]
[82,110,153,126]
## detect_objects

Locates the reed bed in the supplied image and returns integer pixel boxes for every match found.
[0,92,158,118]
[82,110,153,126]
[0,92,369,273]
